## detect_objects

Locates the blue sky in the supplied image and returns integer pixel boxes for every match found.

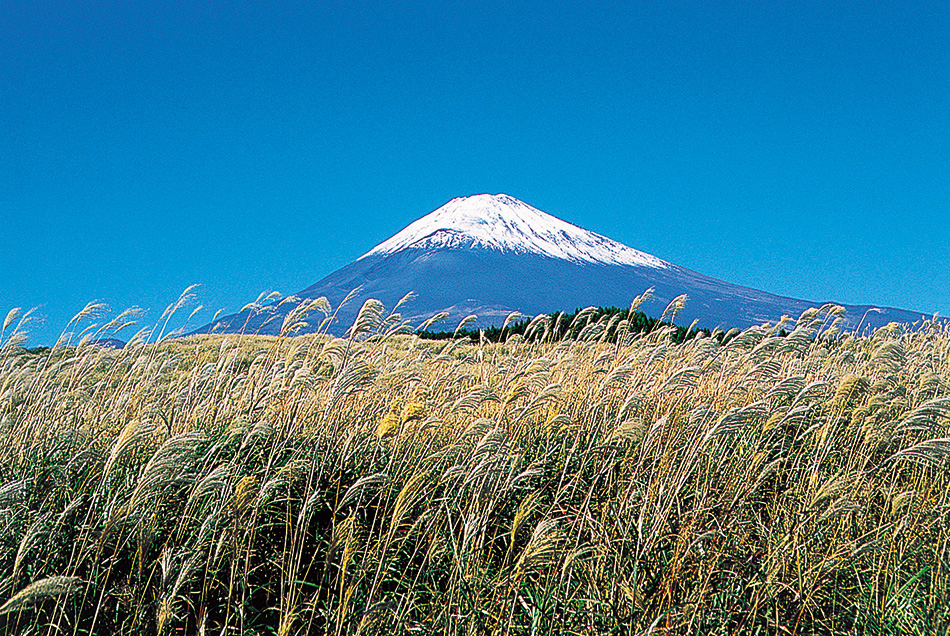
[2,1,949,345]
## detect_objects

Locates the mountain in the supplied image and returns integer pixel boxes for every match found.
[191,194,927,337]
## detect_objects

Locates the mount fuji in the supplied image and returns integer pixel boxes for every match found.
[192,194,926,336]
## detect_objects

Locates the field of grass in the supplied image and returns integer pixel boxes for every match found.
[0,299,948,635]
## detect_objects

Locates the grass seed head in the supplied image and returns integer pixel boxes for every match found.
[0,576,82,615]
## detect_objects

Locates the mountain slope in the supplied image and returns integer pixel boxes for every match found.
[191,194,927,336]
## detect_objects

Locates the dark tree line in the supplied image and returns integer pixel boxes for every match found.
[417,305,746,345]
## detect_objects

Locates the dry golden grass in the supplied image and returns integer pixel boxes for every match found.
[0,300,948,635]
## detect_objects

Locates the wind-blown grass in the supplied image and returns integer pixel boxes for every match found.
[0,300,948,635]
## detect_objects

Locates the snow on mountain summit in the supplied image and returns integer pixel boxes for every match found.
[360,194,669,268]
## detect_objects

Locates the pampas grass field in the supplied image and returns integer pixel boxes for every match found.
[0,295,948,635]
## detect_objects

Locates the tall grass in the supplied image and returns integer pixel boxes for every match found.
[0,299,948,634]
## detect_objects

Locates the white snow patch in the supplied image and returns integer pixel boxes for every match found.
[360,194,669,268]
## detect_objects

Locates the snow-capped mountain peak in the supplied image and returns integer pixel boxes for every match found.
[190,193,927,339]
[359,193,669,268]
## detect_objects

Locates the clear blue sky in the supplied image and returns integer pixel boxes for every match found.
[3,1,949,345]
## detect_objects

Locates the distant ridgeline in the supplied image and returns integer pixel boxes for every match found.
[417,306,768,345]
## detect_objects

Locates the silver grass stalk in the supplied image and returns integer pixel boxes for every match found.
[327,359,378,412]
[501,311,524,332]
[524,314,550,341]
[392,291,417,313]
[0,308,22,350]
[0,478,28,508]
[70,302,110,326]
[417,311,449,333]
[764,375,806,401]
[629,287,655,314]
[391,471,429,529]
[708,401,769,438]
[338,473,390,510]
[896,396,950,435]
[102,419,156,481]
[184,464,233,517]
[514,518,563,577]
[797,306,821,327]
[0,576,82,615]
[887,437,950,468]
[126,432,203,513]
[336,285,364,312]
[12,512,52,580]
[608,418,648,443]
[658,364,702,395]
[450,385,500,414]
[660,293,688,324]
[1,308,19,333]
